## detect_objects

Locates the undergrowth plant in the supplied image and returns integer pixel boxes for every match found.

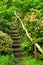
[0,31,13,54]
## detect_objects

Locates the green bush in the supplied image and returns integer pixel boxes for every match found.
[20,8,43,56]
[0,54,15,65]
[0,0,43,59]
[21,42,33,55]
[0,31,13,54]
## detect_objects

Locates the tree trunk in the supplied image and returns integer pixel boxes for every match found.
[34,45,37,59]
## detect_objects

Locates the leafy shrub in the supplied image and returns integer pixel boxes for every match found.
[23,8,43,43]
[13,0,43,12]
[37,52,43,59]
[0,54,15,65]
[21,42,33,55]
[0,31,13,54]
[20,8,43,56]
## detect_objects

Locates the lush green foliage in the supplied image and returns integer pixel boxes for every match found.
[22,56,43,65]
[0,0,43,59]
[20,8,43,55]
[21,42,33,55]
[23,9,43,43]
[0,54,15,65]
[0,31,13,54]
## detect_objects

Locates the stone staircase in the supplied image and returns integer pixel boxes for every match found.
[10,24,24,60]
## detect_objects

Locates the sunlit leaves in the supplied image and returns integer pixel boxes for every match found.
[3,0,8,3]
[0,5,7,11]
[0,1,3,6]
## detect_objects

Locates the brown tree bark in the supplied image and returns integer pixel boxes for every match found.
[34,45,37,59]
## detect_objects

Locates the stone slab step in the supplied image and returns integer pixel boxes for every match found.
[10,31,19,34]
[13,43,21,46]
[10,30,18,32]
[15,57,24,60]
[11,25,16,27]
[13,39,21,42]
[10,32,19,34]
[14,40,21,42]
[13,48,23,52]
[10,27,17,30]
[11,37,20,40]
[14,42,21,44]
[10,27,19,30]
[11,36,20,39]
[12,44,21,48]
[13,40,21,44]
[12,45,20,48]
[14,53,24,57]
[10,34,19,37]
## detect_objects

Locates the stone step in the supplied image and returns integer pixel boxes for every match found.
[13,42,21,45]
[15,57,24,60]
[13,43,21,46]
[12,39,21,41]
[14,42,21,44]
[11,24,18,26]
[10,27,19,30]
[13,44,21,47]
[12,38,20,40]
[13,48,23,52]
[10,31,19,34]
[11,36,20,39]
[13,40,21,42]
[10,32,19,34]
[11,37,20,40]
[10,30,18,32]
[12,44,21,48]
[10,27,17,30]
[14,53,24,57]
[10,34,19,37]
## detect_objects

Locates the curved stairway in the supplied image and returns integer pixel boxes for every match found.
[10,25,24,60]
